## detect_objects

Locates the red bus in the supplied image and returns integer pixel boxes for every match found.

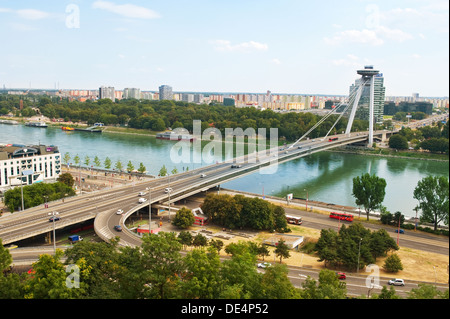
[329,212,354,222]
[286,215,303,225]
[328,137,339,142]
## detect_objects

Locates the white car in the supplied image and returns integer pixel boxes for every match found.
[200,174,207,178]
[116,209,124,215]
[139,198,147,204]
[257,262,272,269]
[164,187,173,193]
[388,279,405,286]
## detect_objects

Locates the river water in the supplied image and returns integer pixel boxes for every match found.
[1,124,448,218]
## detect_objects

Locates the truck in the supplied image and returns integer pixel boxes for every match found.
[68,235,83,243]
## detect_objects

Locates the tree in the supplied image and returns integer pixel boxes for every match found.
[137,162,146,174]
[115,160,123,173]
[172,207,195,229]
[104,157,112,170]
[63,152,71,165]
[159,165,167,177]
[126,161,134,173]
[57,173,74,187]
[93,156,101,170]
[274,240,290,263]
[84,155,90,167]
[260,264,300,299]
[73,154,80,166]
[140,232,184,299]
[0,238,12,273]
[388,134,408,150]
[413,176,449,231]
[383,253,403,273]
[352,173,387,221]
[300,269,347,299]
[181,247,221,299]
[177,231,193,250]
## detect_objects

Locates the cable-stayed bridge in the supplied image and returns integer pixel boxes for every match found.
[0,66,401,246]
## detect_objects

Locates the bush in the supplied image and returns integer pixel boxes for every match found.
[383,254,403,273]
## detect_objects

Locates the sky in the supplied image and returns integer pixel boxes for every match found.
[0,0,448,97]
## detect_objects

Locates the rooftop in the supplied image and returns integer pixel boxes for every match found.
[0,143,59,161]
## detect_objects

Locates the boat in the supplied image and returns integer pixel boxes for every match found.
[61,126,75,131]
[25,121,48,128]
[156,131,196,142]
[0,119,19,125]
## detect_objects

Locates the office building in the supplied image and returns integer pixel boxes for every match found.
[159,85,173,100]
[0,143,61,193]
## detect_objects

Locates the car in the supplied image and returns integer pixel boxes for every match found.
[164,187,173,193]
[49,216,60,222]
[388,279,405,286]
[116,209,124,215]
[231,164,242,168]
[139,198,147,203]
[298,146,302,149]
[336,272,346,280]
[257,262,272,269]
[395,229,405,234]
[114,225,122,232]
[200,174,207,178]
[138,191,147,196]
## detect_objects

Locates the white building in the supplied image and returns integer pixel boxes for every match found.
[99,86,115,101]
[0,144,61,194]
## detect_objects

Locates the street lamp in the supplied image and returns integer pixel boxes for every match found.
[48,211,59,253]
[148,188,152,235]
[357,238,362,274]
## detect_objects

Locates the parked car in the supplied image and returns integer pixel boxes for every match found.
[336,272,346,280]
[114,225,122,232]
[257,262,272,269]
[388,279,405,286]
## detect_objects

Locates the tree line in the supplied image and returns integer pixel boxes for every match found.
[1,234,447,299]
[1,94,371,141]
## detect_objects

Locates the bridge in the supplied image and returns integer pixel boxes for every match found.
[1,66,444,247]
[0,129,395,246]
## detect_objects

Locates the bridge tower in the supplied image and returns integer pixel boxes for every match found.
[345,66,380,147]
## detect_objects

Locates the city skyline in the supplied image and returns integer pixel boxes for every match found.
[0,0,448,97]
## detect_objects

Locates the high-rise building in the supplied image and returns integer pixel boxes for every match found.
[349,71,385,123]
[99,86,115,101]
[123,88,141,99]
[159,85,173,100]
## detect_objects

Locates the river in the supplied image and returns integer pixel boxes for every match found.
[1,123,448,218]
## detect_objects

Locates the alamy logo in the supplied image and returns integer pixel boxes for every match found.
[169,120,279,174]
[65,264,80,289]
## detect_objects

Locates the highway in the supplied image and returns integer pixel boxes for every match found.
[0,130,382,246]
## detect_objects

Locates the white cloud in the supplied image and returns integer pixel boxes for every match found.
[271,58,282,65]
[92,1,160,19]
[212,40,269,52]
[16,9,50,20]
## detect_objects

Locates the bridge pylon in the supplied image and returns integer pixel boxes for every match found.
[345,65,380,147]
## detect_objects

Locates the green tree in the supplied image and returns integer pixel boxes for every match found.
[140,232,184,299]
[413,176,449,231]
[274,239,290,263]
[300,269,347,299]
[93,156,101,170]
[352,173,387,221]
[84,155,90,167]
[172,207,195,229]
[126,161,134,173]
[159,165,167,177]
[260,264,300,299]
[372,285,400,299]
[57,172,74,187]
[115,160,123,172]
[383,253,403,273]
[104,157,112,170]
[73,154,80,166]
[63,152,71,165]
[0,238,12,272]
[181,247,221,299]
[137,162,146,174]
[388,134,408,150]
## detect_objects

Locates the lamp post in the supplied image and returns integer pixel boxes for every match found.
[357,238,362,274]
[20,148,28,211]
[148,188,152,235]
